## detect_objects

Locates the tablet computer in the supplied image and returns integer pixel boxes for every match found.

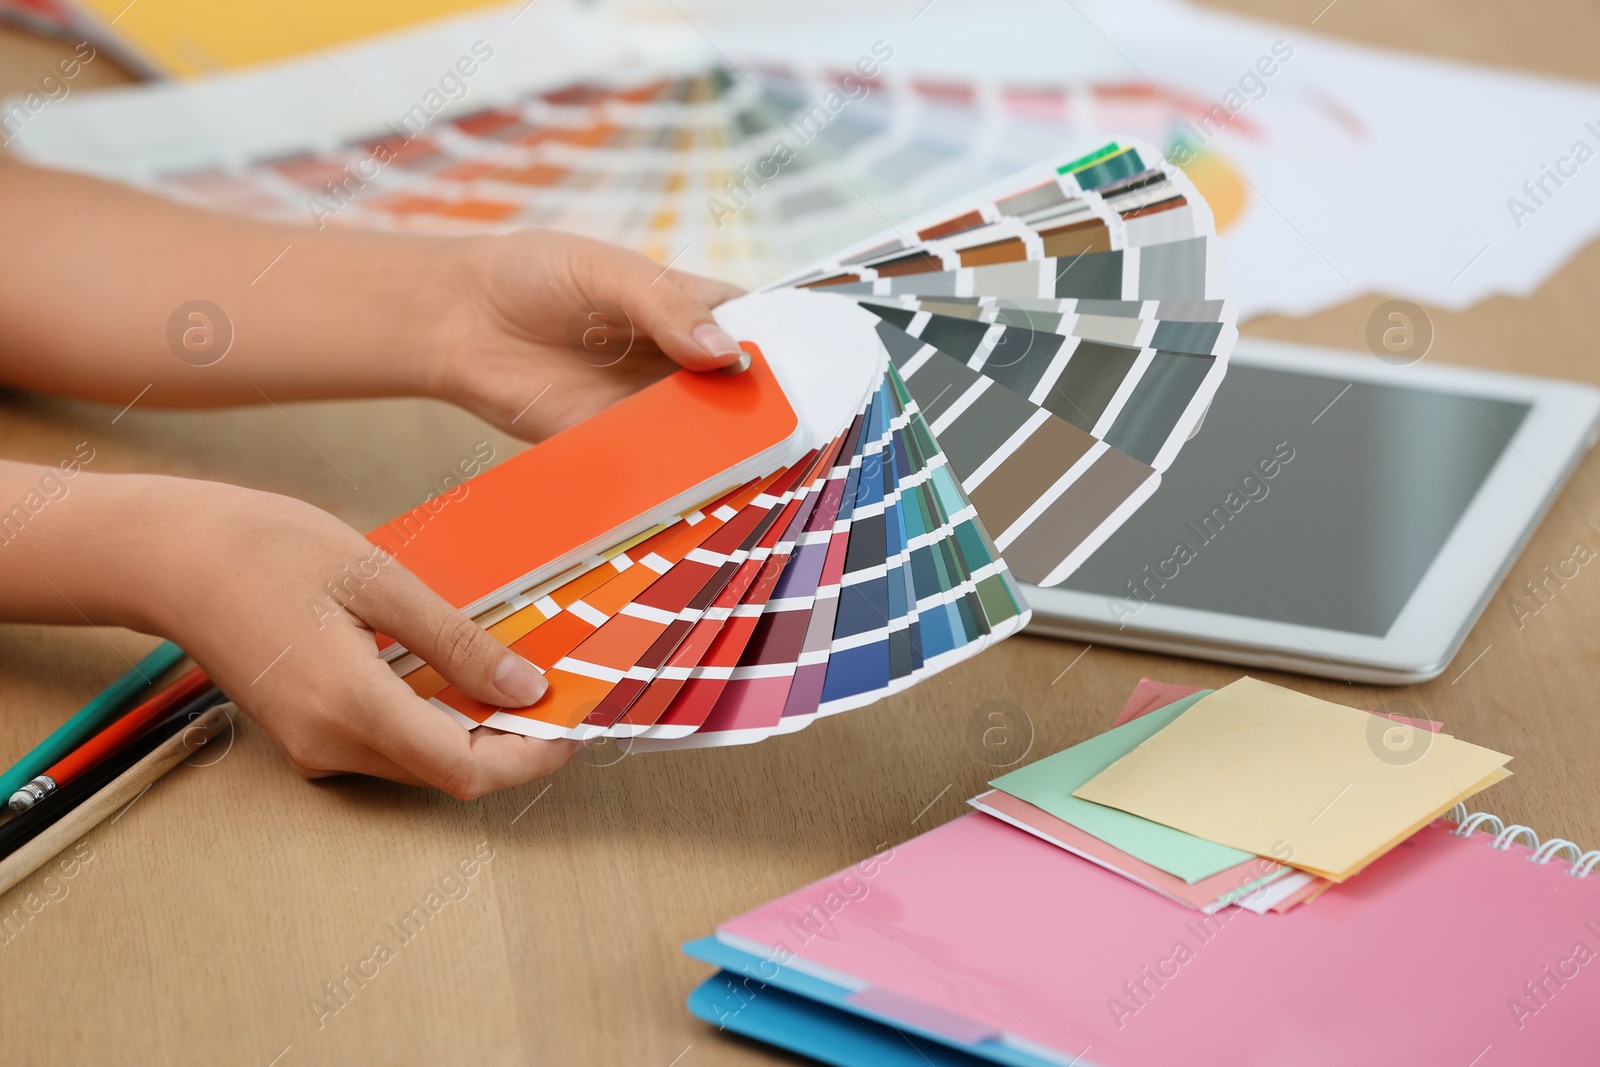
[1023,338,1600,684]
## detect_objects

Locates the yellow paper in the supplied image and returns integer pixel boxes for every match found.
[1074,677,1513,882]
[1294,767,1512,881]
[73,0,506,77]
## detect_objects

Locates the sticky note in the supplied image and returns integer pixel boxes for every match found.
[991,692,1256,884]
[1074,677,1512,881]
[970,789,1293,913]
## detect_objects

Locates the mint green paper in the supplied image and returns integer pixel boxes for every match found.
[991,692,1256,884]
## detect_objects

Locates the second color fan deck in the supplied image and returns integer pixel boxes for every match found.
[386,142,1236,748]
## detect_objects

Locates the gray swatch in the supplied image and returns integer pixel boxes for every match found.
[1075,299,1146,318]
[919,314,991,360]
[1105,351,1214,464]
[1137,236,1209,300]
[933,370,1038,480]
[1054,250,1125,300]
[887,271,961,298]
[1150,320,1224,356]
[981,328,1067,399]
[888,336,978,425]
[1155,299,1228,321]
[874,320,927,367]
[1042,340,1140,431]
[998,181,1070,217]
[843,239,905,266]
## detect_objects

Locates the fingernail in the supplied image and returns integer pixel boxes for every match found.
[494,654,548,706]
[692,322,746,372]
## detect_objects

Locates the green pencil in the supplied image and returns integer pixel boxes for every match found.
[0,640,187,800]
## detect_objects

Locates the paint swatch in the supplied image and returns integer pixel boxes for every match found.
[392,140,1229,750]
[63,49,1280,298]
[769,144,1234,586]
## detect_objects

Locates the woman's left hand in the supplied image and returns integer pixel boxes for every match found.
[428,229,748,440]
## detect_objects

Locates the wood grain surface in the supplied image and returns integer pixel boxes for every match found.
[1,3,1598,1063]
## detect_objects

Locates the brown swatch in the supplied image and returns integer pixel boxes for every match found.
[799,273,861,289]
[919,210,985,240]
[1001,448,1154,584]
[968,415,1096,536]
[918,300,985,320]
[871,251,946,278]
[1120,195,1187,220]
[959,237,1028,268]
[1039,219,1111,259]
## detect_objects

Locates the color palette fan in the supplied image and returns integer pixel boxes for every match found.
[16,48,1248,293]
[377,141,1235,748]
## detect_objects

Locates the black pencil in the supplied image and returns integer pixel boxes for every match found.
[0,686,226,861]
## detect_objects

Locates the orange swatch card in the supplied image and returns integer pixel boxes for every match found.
[430,474,780,725]
[400,481,755,702]
[367,344,802,623]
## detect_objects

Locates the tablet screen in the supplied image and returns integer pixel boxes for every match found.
[1059,364,1530,636]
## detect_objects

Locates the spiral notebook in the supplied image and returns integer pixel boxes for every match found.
[687,805,1600,1065]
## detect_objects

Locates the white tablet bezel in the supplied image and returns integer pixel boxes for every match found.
[1021,338,1600,684]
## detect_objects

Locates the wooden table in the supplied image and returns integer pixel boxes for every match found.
[2,3,1598,1062]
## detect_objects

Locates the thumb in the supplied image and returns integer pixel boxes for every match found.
[605,259,751,375]
[359,565,548,709]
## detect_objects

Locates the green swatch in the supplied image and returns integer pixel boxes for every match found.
[991,691,1256,884]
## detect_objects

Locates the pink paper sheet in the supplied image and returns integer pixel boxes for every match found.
[971,789,1285,912]
[1111,678,1206,727]
[1113,676,1445,732]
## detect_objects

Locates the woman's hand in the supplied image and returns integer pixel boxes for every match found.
[0,164,745,434]
[0,463,575,799]
[427,229,748,440]
[160,479,577,798]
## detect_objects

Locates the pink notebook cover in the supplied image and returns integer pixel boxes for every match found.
[720,812,1597,1065]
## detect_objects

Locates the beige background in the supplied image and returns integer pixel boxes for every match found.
[2,2,1599,1062]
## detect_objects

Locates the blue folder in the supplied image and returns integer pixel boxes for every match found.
[688,970,999,1067]
[683,936,1060,1067]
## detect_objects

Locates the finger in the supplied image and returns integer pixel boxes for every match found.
[591,251,749,374]
[352,560,550,710]
[359,681,578,800]
[667,268,746,310]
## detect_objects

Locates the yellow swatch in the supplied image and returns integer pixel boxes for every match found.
[1074,677,1512,882]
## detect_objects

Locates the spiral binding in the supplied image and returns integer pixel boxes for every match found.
[1447,803,1600,878]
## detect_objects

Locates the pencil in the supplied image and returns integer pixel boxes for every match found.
[0,688,227,872]
[0,700,232,897]
[7,667,212,813]
[0,640,187,800]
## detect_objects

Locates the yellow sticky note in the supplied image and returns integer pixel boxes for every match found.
[1291,766,1512,881]
[1074,677,1512,881]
